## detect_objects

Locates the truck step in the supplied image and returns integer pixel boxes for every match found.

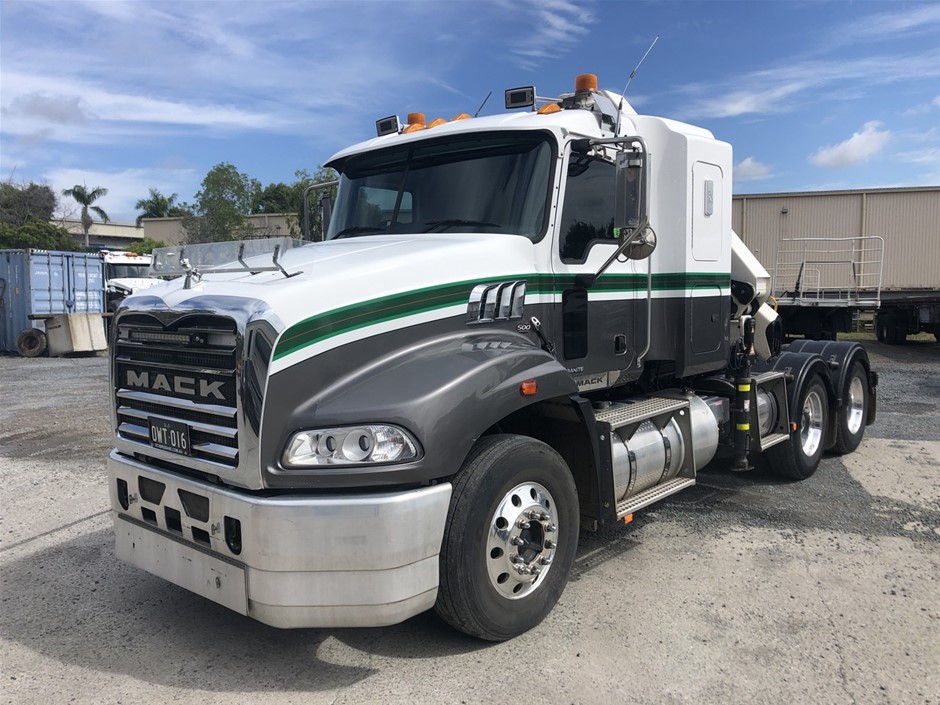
[759,432,790,450]
[594,396,690,430]
[616,477,696,519]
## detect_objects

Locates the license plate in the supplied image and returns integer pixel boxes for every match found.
[148,417,191,456]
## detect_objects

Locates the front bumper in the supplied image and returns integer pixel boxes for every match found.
[108,451,452,628]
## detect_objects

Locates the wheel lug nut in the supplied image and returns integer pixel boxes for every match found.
[540,556,552,565]
[531,567,541,577]
[546,523,557,533]
[511,536,527,546]
[511,554,525,564]
[539,512,550,521]
[517,519,530,529]
[544,539,556,549]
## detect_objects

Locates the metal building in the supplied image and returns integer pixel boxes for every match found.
[732,186,940,292]
[732,186,940,339]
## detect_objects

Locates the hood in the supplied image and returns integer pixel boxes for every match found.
[124,234,542,372]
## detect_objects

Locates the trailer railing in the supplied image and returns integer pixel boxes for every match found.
[771,236,884,309]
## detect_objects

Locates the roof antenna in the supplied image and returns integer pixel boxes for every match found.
[474,90,493,118]
[615,35,659,135]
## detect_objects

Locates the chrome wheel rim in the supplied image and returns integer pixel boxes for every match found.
[847,376,865,434]
[486,481,558,600]
[800,390,824,457]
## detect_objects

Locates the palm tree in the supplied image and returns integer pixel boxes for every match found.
[135,188,182,226]
[61,184,109,249]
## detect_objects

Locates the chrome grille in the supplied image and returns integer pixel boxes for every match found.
[114,315,240,469]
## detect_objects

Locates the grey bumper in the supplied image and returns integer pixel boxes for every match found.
[108,451,452,628]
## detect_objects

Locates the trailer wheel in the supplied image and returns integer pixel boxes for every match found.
[876,313,905,345]
[832,361,868,455]
[435,434,579,641]
[766,374,829,480]
[15,328,47,357]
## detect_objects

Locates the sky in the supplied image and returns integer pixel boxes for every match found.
[1,0,938,224]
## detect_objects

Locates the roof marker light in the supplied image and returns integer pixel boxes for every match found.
[537,103,561,115]
[375,115,401,137]
[427,117,447,129]
[402,112,427,133]
[575,73,598,93]
[451,113,471,121]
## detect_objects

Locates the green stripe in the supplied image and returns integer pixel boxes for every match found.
[273,271,730,360]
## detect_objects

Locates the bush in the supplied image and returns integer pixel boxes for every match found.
[125,237,166,255]
[0,221,82,251]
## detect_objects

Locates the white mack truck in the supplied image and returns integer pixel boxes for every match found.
[108,74,877,641]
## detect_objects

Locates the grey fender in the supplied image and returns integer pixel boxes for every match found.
[260,325,578,489]
[780,339,877,425]
[754,350,837,448]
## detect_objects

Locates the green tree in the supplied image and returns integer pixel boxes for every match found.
[135,188,187,226]
[0,221,82,251]
[0,181,58,226]
[61,184,110,249]
[182,163,262,243]
[254,182,293,214]
[125,237,166,255]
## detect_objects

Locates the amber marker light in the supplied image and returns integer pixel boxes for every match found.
[520,380,538,396]
[623,513,634,525]
[451,113,471,121]
[427,118,447,129]
[403,112,427,133]
[575,73,598,93]
[537,103,561,115]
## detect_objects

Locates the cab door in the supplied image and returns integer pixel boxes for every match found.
[552,146,643,392]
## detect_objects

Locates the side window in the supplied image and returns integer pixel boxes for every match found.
[357,186,413,226]
[558,155,615,262]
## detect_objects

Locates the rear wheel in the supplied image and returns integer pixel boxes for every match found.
[767,375,829,480]
[833,361,868,454]
[435,434,579,641]
[15,328,47,357]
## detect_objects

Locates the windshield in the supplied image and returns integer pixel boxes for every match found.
[107,263,150,279]
[327,131,554,241]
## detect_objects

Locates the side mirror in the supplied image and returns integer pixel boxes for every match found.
[615,150,653,260]
[302,181,338,241]
[318,191,332,239]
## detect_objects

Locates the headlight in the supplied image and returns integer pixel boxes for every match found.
[282,425,419,467]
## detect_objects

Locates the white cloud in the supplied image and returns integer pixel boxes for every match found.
[734,157,773,181]
[934,96,940,107]
[499,0,596,69]
[678,50,940,119]
[836,4,940,43]
[809,122,891,169]
[48,166,200,224]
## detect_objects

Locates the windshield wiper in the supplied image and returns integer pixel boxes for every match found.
[332,226,386,239]
[422,219,500,233]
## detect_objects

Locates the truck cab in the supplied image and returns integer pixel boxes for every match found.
[108,75,876,640]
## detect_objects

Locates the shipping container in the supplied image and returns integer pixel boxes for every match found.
[0,249,106,355]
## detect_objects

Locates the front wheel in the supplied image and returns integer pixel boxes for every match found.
[766,375,829,480]
[435,434,579,641]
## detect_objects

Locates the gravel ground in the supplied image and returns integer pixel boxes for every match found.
[1,340,938,705]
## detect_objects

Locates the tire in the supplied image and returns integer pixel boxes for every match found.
[833,361,868,455]
[15,328,47,357]
[766,375,829,480]
[875,316,888,343]
[435,434,579,641]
